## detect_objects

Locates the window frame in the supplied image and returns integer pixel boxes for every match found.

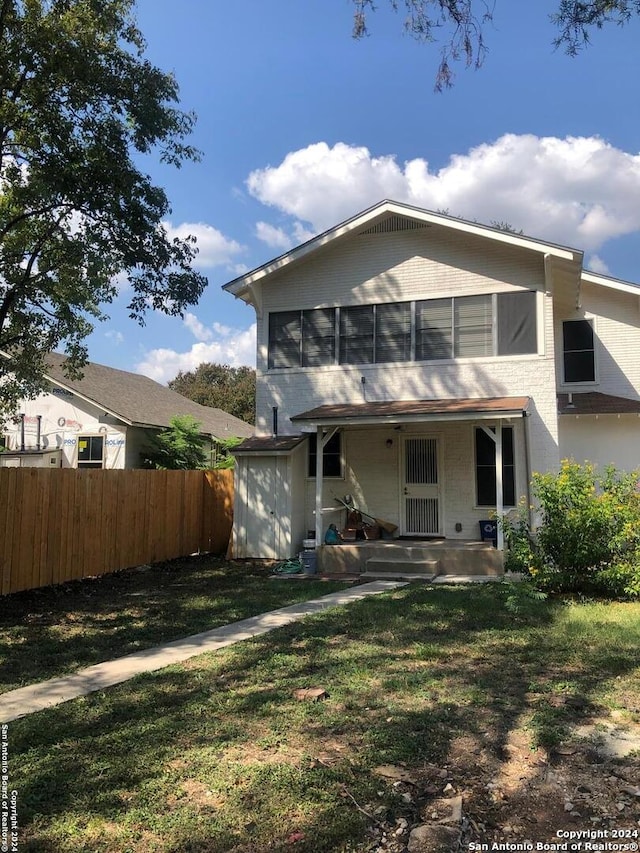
[562,318,596,384]
[307,431,344,479]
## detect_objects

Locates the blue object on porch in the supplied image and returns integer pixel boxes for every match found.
[479,520,497,547]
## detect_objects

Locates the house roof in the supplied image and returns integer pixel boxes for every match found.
[558,392,640,416]
[222,199,585,303]
[291,396,531,427]
[42,353,254,438]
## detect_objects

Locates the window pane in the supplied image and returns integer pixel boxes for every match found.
[454,295,492,357]
[497,291,537,355]
[268,311,301,368]
[563,320,595,382]
[375,302,411,363]
[339,306,374,364]
[308,432,342,477]
[416,298,452,360]
[302,308,335,366]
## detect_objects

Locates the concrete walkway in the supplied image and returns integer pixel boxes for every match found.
[0,580,407,724]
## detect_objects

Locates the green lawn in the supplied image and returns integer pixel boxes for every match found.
[7,578,640,853]
[0,556,350,694]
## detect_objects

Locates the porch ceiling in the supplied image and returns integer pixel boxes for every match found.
[291,396,530,428]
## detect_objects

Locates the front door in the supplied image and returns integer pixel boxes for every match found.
[401,436,441,536]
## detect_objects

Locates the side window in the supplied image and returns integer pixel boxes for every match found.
[563,319,595,382]
[308,432,342,478]
[77,435,104,469]
[268,311,301,369]
[454,295,493,358]
[339,306,374,365]
[375,302,412,363]
[475,426,515,507]
[302,308,335,367]
[497,291,537,355]
[416,298,452,360]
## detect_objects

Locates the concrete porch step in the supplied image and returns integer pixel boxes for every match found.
[360,571,438,582]
[365,557,439,575]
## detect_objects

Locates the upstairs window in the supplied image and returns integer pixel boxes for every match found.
[563,319,595,383]
[269,309,335,368]
[268,290,538,369]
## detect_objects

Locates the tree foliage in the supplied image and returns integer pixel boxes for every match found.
[169,363,256,425]
[351,1,640,89]
[0,0,207,416]
[142,415,209,470]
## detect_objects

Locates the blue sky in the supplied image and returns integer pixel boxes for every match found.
[86,0,640,382]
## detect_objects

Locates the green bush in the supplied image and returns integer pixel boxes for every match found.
[500,461,640,599]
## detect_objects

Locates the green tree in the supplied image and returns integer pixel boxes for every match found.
[143,415,209,470]
[0,0,207,417]
[351,1,640,89]
[169,363,256,425]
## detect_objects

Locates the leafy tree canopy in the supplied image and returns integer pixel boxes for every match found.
[351,1,640,89]
[0,0,207,416]
[169,363,256,425]
[143,415,209,470]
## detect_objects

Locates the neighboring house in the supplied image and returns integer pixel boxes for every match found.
[222,200,640,560]
[0,353,253,469]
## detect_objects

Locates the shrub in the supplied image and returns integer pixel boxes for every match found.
[500,461,640,599]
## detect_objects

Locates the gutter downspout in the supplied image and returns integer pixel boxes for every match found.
[523,410,533,529]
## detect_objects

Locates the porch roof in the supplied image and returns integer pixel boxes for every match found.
[558,392,640,415]
[233,435,307,454]
[291,396,530,427]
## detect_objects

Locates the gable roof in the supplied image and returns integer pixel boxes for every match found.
[222,199,585,303]
[43,353,254,438]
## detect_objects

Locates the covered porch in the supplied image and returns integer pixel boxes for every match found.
[291,396,533,572]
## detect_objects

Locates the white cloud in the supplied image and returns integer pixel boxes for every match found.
[255,221,293,250]
[183,311,213,342]
[586,254,611,275]
[135,323,256,383]
[162,220,245,268]
[246,135,640,253]
[105,330,124,344]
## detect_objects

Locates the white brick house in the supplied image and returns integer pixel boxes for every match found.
[223,200,640,559]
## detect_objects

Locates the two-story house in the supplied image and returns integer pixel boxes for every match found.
[223,200,640,562]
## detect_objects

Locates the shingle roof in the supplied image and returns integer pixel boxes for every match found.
[558,392,640,415]
[44,353,254,439]
[233,435,306,453]
[291,396,530,424]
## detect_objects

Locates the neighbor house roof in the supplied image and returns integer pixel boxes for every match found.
[558,392,640,416]
[291,396,531,427]
[43,353,254,438]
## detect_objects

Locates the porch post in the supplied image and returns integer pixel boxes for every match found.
[315,425,323,546]
[495,421,504,550]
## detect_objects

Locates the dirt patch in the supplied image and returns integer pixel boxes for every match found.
[365,717,640,852]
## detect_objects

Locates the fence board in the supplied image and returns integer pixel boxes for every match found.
[0,468,234,595]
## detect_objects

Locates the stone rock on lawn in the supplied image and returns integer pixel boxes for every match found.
[408,824,459,853]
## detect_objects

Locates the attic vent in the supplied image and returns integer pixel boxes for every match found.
[360,215,430,236]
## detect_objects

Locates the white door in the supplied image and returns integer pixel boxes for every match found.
[246,457,278,558]
[401,436,441,536]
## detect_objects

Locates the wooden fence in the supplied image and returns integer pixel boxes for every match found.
[0,468,234,596]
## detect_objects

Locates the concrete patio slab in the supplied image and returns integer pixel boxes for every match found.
[0,580,406,723]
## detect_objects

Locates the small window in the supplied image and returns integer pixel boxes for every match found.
[77,435,104,469]
[302,308,335,367]
[268,311,301,369]
[375,302,412,363]
[563,319,595,382]
[339,306,374,365]
[475,426,515,507]
[416,298,452,360]
[497,291,537,355]
[454,295,493,358]
[308,432,342,478]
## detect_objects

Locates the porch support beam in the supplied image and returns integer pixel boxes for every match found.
[315,426,339,546]
[495,421,504,550]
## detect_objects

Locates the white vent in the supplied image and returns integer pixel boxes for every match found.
[360,215,430,235]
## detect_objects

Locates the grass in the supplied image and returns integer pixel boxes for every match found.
[0,556,350,694]
[6,576,640,852]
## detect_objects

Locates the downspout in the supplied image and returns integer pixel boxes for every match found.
[523,411,533,529]
[20,414,25,452]
[315,426,323,546]
[36,415,42,451]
